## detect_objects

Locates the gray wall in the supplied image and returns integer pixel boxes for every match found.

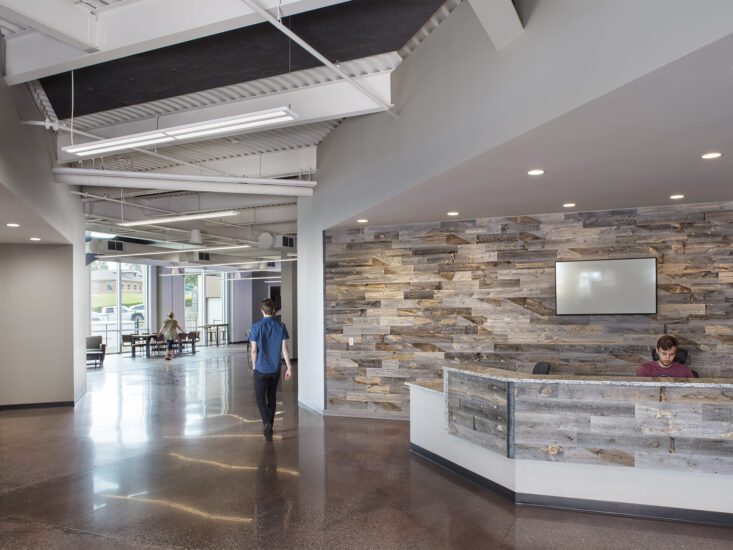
[251,278,269,327]
[0,245,74,405]
[231,278,253,342]
[0,80,87,404]
[297,0,733,412]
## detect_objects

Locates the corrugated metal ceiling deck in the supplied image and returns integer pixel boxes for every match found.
[63,52,402,130]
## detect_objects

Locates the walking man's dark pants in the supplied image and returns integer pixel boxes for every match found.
[254,369,280,439]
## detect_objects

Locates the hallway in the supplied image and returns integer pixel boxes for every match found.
[0,345,730,549]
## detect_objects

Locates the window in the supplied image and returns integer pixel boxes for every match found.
[90,261,150,353]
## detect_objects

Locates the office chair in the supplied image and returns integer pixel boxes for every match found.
[651,348,688,364]
[532,362,551,375]
[651,347,697,376]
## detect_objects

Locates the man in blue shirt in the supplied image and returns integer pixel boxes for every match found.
[249,298,292,441]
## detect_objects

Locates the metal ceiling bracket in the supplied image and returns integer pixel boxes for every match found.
[240,0,398,118]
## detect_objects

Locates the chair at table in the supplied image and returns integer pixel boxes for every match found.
[120,334,133,357]
[86,336,106,368]
[152,334,167,356]
[207,324,218,346]
[219,324,229,345]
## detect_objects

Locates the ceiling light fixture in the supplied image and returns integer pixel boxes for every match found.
[30,237,41,241]
[87,231,116,238]
[563,203,576,208]
[223,275,284,282]
[701,152,722,160]
[189,229,202,244]
[63,107,297,157]
[670,194,685,200]
[6,223,20,227]
[357,219,368,223]
[98,244,251,259]
[447,211,460,216]
[117,210,238,227]
[178,257,297,269]
[528,169,545,176]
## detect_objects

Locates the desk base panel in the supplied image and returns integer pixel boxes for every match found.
[410,443,733,527]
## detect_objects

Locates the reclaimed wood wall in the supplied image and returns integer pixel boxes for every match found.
[442,368,733,475]
[325,202,733,418]
[512,381,733,474]
[446,370,508,454]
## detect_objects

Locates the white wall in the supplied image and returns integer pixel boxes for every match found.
[0,81,87,404]
[296,1,733,411]
[0,245,74,405]
[157,270,186,330]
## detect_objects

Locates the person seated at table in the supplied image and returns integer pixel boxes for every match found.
[637,335,694,378]
[158,312,185,361]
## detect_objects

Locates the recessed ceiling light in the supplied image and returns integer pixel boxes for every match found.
[6,223,20,228]
[670,194,685,200]
[562,203,576,208]
[528,169,545,176]
[447,211,460,216]
[357,219,368,223]
[701,152,722,160]
[30,237,41,241]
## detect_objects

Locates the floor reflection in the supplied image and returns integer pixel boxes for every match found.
[1,345,731,549]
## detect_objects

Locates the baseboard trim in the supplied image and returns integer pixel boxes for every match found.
[297,398,324,416]
[324,408,408,420]
[409,443,733,527]
[0,401,74,411]
[410,443,516,500]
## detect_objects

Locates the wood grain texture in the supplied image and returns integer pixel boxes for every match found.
[447,369,733,474]
[325,202,733,418]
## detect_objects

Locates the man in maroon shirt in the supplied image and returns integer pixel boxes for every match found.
[637,335,694,378]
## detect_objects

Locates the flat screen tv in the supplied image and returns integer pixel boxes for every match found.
[555,258,657,315]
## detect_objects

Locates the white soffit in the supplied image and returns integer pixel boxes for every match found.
[467,0,523,50]
[3,0,352,85]
[0,15,27,36]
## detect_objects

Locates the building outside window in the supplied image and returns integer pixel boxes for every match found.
[90,262,149,353]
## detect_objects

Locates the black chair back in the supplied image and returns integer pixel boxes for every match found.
[651,348,688,364]
[532,362,551,375]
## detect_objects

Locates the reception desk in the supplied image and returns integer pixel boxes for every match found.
[409,367,733,525]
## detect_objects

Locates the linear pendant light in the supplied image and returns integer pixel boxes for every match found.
[118,210,238,227]
[63,107,296,157]
[97,244,252,260]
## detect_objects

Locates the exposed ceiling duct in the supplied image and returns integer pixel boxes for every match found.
[53,168,316,196]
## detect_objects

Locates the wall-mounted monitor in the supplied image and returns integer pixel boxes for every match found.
[555,258,657,315]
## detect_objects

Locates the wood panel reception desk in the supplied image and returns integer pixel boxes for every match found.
[409,367,733,525]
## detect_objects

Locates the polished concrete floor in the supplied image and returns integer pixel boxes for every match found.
[1,345,731,549]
